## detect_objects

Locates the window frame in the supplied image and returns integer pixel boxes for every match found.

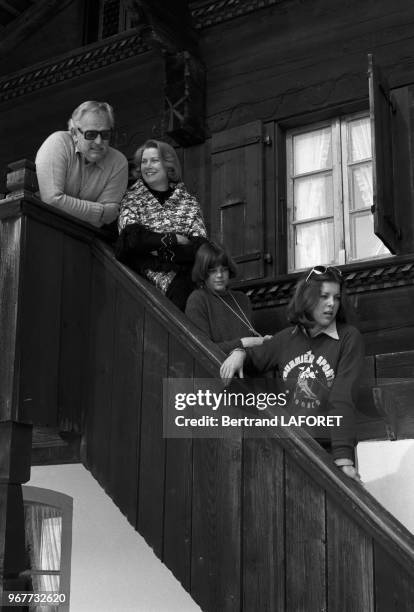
[341,113,377,263]
[22,486,73,612]
[286,110,387,272]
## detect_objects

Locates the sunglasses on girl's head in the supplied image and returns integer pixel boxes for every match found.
[77,127,111,140]
[305,265,342,283]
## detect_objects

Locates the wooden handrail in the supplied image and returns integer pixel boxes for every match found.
[270,418,414,569]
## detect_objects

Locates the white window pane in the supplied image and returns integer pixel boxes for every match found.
[31,574,60,593]
[349,163,372,210]
[350,212,390,260]
[40,517,62,571]
[33,575,60,612]
[349,117,371,162]
[295,220,335,269]
[293,127,332,174]
[294,173,333,220]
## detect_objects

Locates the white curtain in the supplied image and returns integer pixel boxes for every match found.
[294,128,332,266]
[24,504,62,611]
[350,119,372,209]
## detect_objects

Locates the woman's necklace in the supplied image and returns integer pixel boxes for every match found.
[215,292,262,337]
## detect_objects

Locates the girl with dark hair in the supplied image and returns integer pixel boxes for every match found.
[116,139,207,310]
[220,265,364,481]
[185,242,271,353]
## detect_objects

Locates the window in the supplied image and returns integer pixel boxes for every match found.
[286,113,390,271]
[98,0,140,39]
[22,487,73,612]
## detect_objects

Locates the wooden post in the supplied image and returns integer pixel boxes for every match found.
[0,161,34,609]
[0,423,32,604]
[5,159,38,201]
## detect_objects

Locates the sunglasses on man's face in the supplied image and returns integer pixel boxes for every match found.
[305,265,342,283]
[77,127,111,141]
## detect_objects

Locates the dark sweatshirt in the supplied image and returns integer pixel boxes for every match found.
[185,288,256,354]
[244,323,365,461]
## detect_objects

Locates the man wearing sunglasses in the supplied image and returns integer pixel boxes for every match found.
[35,100,128,228]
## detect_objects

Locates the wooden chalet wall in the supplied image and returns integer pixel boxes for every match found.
[2,1,414,276]
[0,0,414,435]
[2,191,414,610]
[1,3,414,399]
[3,0,414,208]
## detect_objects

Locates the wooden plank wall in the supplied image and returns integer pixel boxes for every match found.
[18,216,91,433]
[201,0,414,133]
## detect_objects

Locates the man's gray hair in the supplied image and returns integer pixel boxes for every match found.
[68,100,115,130]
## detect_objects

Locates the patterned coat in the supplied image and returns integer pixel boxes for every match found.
[118,179,207,292]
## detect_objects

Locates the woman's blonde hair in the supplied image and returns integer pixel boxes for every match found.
[133,139,182,182]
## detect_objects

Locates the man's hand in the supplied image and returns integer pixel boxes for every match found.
[101,203,120,225]
[220,349,246,384]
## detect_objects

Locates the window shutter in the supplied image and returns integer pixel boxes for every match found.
[211,121,265,281]
[368,53,402,253]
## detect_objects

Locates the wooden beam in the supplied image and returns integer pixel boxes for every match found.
[0,0,20,17]
[0,210,23,422]
[0,0,74,56]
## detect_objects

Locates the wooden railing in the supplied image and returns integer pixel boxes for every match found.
[2,163,414,610]
[85,242,414,612]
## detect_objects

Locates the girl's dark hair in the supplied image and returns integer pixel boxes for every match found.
[287,266,349,328]
[133,139,181,182]
[191,242,238,286]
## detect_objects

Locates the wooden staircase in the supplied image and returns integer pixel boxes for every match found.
[2,164,414,610]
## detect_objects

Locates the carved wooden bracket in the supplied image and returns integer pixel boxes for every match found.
[163,50,206,146]
[133,0,206,145]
